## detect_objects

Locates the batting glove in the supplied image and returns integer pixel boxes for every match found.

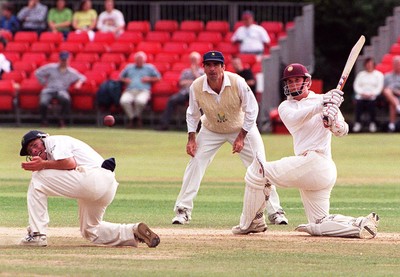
[322,89,344,107]
[322,103,339,127]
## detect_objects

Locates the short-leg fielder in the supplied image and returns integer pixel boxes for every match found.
[232,63,379,238]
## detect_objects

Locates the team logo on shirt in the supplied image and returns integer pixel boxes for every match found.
[217,112,227,123]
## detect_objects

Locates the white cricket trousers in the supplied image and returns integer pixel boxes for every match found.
[27,166,139,247]
[264,151,337,223]
[174,125,284,216]
[119,89,150,120]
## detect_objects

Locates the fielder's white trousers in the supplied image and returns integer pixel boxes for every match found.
[264,150,337,223]
[174,126,284,216]
[27,166,139,246]
[119,89,150,120]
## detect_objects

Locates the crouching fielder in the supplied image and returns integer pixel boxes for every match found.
[232,63,379,238]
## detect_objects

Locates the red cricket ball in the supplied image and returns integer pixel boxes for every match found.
[103,115,115,127]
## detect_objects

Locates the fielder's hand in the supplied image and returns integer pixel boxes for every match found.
[322,103,339,127]
[322,89,344,107]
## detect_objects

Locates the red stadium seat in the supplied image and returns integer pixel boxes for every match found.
[162,71,181,83]
[93,32,116,44]
[5,42,29,54]
[1,70,27,83]
[108,42,135,54]
[237,53,257,67]
[145,31,171,43]
[12,60,38,76]
[30,42,56,54]
[233,21,245,31]
[171,62,187,72]
[376,63,392,74]
[58,42,84,54]
[381,53,394,64]
[180,20,204,33]
[84,70,108,85]
[2,52,20,63]
[13,31,38,43]
[101,53,126,66]
[390,43,400,55]
[39,32,63,45]
[67,32,90,43]
[215,41,239,55]
[69,80,98,111]
[116,31,143,44]
[252,62,262,74]
[171,31,197,43]
[205,21,230,34]
[260,21,284,34]
[126,21,151,34]
[21,52,47,66]
[69,61,91,73]
[91,62,117,76]
[18,79,43,110]
[151,80,179,112]
[162,42,188,54]
[309,79,323,94]
[154,20,179,33]
[197,31,223,44]
[0,30,12,41]
[74,52,100,63]
[186,42,213,54]
[83,42,109,53]
[136,41,162,55]
[0,80,16,111]
[154,53,179,64]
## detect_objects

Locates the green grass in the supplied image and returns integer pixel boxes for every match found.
[0,127,400,276]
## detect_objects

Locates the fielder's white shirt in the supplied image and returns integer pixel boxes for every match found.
[231,24,271,53]
[43,135,104,168]
[186,71,258,133]
[278,92,332,158]
[353,69,384,100]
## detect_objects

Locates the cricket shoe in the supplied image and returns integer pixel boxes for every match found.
[133,222,160,248]
[359,212,379,239]
[232,221,268,235]
[19,227,47,247]
[268,210,288,225]
[172,207,191,225]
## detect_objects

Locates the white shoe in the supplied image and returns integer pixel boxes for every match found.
[369,122,377,133]
[295,224,310,234]
[172,207,191,225]
[352,122,362,133]
[133,222,160,248]
[388,122,396,132]
[232,221,267,235]
[19,227,47,247]
[268,210,288,225]
[359,212,379,239]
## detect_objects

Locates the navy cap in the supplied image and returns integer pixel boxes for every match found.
[59,51,70,60]
[203,51,224,64]
[20,130,48,156]
[242,10,254,19]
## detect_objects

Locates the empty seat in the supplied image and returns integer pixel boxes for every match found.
[69,61,91,73]
[171,62,187,72]
[12,60,38,76]
[116,31,143,44]
[30,42,56,53]
[83,42,109,53]
[197,31,223,44]
[0,30,12,41]
[390,43,400,55]
[237,53,257,66]
[376,63,392,74]
[108,42,135,54]
[58,41,84,54]
[13,31,38,43]
[381,53,394,64]
[126,21,151,34]
[136,41,162,55]
[21,52,47,66]
[0,80,16,111]
[205,21,230,34]
[5,42,29,54]
[151,80,179,112]
[2,52,20,64]
[252,62,262,74]
[171,31,197,43]
[1,70,27,83]
[215,41,239,55]
[260,21,284,34]
[162,71,181,82]
[18,79,43,110]
[67,32,90,43]
[162,42,188,54]
[39,31,63,45]
[154,20,179,33]
[69,80,98,111]
[75,52,100,63]
[153,62,171,74]
[93,32,116,44]
[233,21,245,31]
[154,53,179,64]
[180,20,204,33]
[186,42,213,54]
[101,53,126,65]
[145,31,171,43]
[84,70,108,85]
[91,61,117,76]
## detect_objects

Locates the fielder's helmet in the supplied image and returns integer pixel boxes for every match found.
[282,63,311,80]
[20,130,48,156]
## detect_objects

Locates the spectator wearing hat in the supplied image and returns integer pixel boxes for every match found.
[231,10,271,55]
[171,50,288,227]
[17,0,48,35]
[34,51,86,127]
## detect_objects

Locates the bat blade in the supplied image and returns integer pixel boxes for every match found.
[336,35,366,90]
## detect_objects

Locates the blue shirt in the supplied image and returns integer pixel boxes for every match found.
[120,63,161,91]
[0,15,20,34]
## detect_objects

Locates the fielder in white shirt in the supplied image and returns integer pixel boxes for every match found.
[172,51,288,227]
[232,63,380,239]
[19,130,160,247]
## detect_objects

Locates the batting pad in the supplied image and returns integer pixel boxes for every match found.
[239,181,267,230]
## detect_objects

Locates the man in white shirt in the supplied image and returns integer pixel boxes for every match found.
[19,130,160,247]
[172,50,287,227]
[96,0,125,37]
[231,10,270,55]
[232,63,379,238]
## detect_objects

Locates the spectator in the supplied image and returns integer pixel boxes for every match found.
[157,51,204,131]
[119,51,161,128]
[72,0,97,41]
[231,55,256,95]
[35,51,86,128]
[382,55,400,132]
[352,57,384,133]
[231,10,270,55]
[96,0,125,37]
[47,0,73,40]
[17,0,48,35]
[0,52,11,78]
[0,2,20,37]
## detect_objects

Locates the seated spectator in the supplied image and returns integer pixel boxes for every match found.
[17,0,48,35]
[119,51,161,129]
[352,57,384,133]
[0,52,11,78]
[34,51,86,127]
[0,2,20,39]
[47,0,73,40]
[157,51,204,131]
[231,10,270,55]
[231,55,256,95]
[72,0,97,41]
[96,0,125,37]
[382,55,400,132]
